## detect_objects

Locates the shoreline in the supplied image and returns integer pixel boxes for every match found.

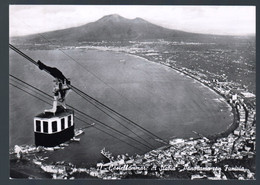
[90,48,239,142]
[83,48,255,179]
[9,47,254,179]
[66,46,239,145]
[153,60,239,141]
[62,46,236,142]
[156,62,239,141]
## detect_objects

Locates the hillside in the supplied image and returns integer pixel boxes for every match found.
[11,14,234,45]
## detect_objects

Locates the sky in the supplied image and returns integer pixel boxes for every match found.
[9,5,256,37]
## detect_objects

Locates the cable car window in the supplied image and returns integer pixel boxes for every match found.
[52,121,57,132]
[61,118,65,130]
[43,121,48,133]
[36,120,41,132]
[68,115,72,127]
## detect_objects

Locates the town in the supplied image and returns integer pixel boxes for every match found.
[70,39,256,179]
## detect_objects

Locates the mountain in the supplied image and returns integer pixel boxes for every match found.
[11,14,249,45]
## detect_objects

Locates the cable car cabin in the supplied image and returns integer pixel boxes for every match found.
[34,106,74,147]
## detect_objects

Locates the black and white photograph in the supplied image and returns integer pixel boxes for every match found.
[9,5,256,180]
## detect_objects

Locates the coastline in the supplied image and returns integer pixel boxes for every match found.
[83,48,255,179]
[154,60,240,141]
[151,59,239,141]
[9,46,255,179]
[72,46,239,144]
[92,48,239,142]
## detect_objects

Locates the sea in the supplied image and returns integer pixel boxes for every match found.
[9,48,233,178]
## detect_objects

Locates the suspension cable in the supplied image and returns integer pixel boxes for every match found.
[9,44,167,144]
[10,42,167,144]
[9,75,152,149]
[9,81,144,151]
[71,88,154,147]
[10,74,154,148]
[72,85,167,143]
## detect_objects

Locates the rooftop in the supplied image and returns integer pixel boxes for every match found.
[35,106,74,119]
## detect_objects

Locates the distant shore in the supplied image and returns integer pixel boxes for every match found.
[82,47,239,142]
[107,49,239,142]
